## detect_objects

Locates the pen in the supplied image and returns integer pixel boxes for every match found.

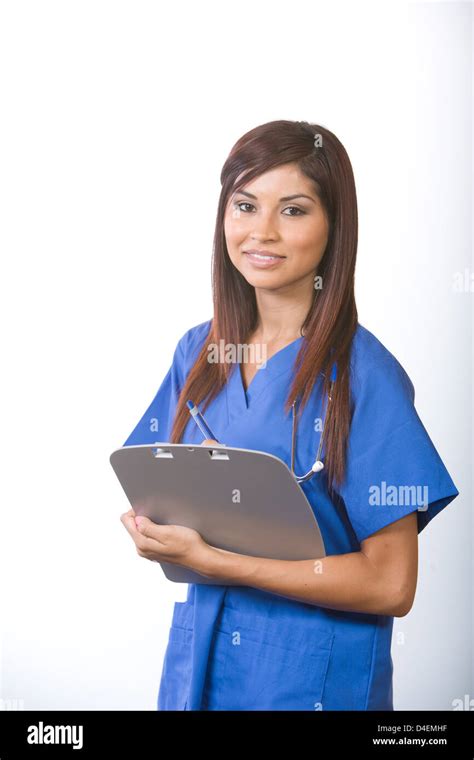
[186,399,220,443]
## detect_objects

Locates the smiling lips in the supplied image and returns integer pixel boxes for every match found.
[244,248,285,259]
[243,249,286,268]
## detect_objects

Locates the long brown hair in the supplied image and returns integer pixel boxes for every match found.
[170,119,358,497]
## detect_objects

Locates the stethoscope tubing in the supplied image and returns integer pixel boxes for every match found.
[291,383,333,484]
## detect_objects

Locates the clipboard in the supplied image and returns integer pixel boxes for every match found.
[110,443,326,584]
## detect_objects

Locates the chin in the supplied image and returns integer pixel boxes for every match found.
[241,271,290,290]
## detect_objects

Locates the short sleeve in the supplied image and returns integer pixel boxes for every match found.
[121,319,212,447]
[336,355,460,543]
[121,338,186,447]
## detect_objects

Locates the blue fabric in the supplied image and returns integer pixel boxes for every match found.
[123,319,459,710]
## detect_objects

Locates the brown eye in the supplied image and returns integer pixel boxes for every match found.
[283,206,305,216]
[233,202,255,213]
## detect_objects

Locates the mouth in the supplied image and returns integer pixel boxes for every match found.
[243,249,286,265]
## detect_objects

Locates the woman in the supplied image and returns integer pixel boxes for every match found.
[120,120,459,711]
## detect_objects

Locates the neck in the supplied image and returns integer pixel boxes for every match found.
[252,275,314,341]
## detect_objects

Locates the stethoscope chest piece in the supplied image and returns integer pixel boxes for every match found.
[290,380,333,484]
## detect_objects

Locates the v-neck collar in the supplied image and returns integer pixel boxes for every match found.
[228,335,304,414]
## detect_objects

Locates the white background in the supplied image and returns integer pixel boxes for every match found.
[0,0,471,710]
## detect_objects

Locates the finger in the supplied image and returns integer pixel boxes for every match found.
[135,516,170,544]
[135,525,173,557]
[119,512,168,563]
[120,508,136,523]
[121,513,161,556]
[120,511,141,540]
[200,438,218,446]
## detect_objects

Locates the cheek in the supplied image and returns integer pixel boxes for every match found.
[224,217,246,250]
[288,221,328,256]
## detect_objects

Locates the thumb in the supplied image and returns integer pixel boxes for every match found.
[134,514,149,531]
[201,438,219,446]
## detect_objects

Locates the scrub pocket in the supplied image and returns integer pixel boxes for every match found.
[201,605,335,711]
[157,601,194,711]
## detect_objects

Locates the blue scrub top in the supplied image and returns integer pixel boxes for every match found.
[122,319,459,711]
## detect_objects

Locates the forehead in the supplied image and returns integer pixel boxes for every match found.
[232,163,316,198]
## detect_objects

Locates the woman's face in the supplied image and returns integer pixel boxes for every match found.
[224,163,329,292]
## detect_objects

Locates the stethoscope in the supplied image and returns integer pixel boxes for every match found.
[290,364,336,484]
[188,363,337,485]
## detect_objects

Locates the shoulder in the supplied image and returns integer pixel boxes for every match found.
[349,323,415,405]
[175,318,213,372]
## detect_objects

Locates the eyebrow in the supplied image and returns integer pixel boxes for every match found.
[233,189,318,204]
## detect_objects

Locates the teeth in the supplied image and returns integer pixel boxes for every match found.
[248,253,278,260]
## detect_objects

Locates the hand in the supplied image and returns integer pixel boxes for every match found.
[200,438,219,446]
[120,508,214,576]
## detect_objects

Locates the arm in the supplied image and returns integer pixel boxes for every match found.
[199,512,418,617]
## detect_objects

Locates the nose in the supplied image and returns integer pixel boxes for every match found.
[250,227,278,244]
[247,209,280,242]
